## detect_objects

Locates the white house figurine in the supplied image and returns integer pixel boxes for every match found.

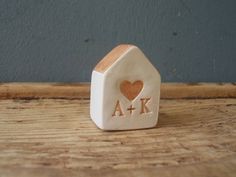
[90,44,161,130]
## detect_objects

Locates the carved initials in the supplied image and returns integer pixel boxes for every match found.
[112,100,124,116]
[140,98,151,114]
[112,98,151,117]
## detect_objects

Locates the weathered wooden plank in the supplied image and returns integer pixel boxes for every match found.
[1,157,236,177]
[0,83,236,99]
[0,83,90,99]
[161,83,236,99]
[0,98,235,176]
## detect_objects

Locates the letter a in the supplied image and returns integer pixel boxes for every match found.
[140,98,151,114]
[112,100,124,116]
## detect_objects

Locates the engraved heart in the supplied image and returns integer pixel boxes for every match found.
[120,80,143,101]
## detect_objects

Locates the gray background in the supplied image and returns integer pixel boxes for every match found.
[0,0,235,82]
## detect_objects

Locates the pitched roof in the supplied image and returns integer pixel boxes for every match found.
[94,44,134,73]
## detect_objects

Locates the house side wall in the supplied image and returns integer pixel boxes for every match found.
[90,71,105,129]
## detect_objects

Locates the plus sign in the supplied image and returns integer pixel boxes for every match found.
[127,104,136,114]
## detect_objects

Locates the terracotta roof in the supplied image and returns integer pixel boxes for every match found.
[94,44,134,73]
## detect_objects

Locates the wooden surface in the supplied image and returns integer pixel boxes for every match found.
[0,83,236,177]
[0,83,236,99]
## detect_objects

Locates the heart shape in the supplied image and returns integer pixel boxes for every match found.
[120,80,143,101]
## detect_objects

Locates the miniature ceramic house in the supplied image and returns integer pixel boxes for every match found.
[90,44,161,130]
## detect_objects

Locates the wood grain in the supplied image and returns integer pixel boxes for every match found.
[0,83,235,99]
[0,96,236,176]
[94,44,133,73]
